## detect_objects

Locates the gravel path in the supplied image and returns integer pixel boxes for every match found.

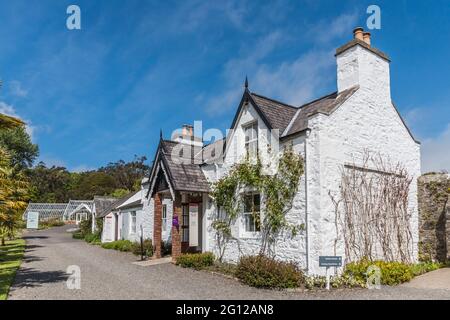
[8,226,450,300]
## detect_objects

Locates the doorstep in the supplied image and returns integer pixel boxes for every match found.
[132,256,172,267]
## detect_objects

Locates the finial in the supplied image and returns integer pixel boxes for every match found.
[160,129,163,139]
[244,76,248,89]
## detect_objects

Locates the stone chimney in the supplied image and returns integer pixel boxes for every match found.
[335,28,391,102]
[182,124,194,138]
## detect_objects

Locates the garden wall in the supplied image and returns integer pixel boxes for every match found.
[418,173,450,262]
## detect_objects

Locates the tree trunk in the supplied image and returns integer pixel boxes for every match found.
[1,237,5,246]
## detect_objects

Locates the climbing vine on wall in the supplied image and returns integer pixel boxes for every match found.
[332,151,414,264]
[210,144,304,261]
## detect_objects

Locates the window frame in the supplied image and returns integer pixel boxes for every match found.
[130,211,137,234]
[240,192,261,238]
[162,204,167,232]
[181,204,189,243]
[243,122,258,157]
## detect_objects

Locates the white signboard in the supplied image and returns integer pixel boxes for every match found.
[189,204,199,247]
[104,215,114,242]
[27,211,39,229]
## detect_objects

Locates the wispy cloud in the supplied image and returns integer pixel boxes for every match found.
[306,12,359,44]
[203,11,358,116]
[421,124,450,173]
[9,80,28,97]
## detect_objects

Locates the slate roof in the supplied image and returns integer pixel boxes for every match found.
[97,192,137,218]
[160,140,210,193]
[250,93,298,133]
[94,196,117,215]
[202,138,225,163]
[118,198,143,210]
[283,86,360,137]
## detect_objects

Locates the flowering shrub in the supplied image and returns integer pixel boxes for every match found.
[236,255,303,289]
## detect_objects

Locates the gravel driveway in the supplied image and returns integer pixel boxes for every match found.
[8,226,450,300]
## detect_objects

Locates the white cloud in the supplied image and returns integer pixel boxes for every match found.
[421,124,450,173]
[9,80,28,97]
[0,101,35,139]
[306,12,359,44]
[203,12,358,116]
[251,49,335,105]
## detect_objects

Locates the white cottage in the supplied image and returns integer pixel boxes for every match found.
[145,28,421,275]
[99,179,169,243]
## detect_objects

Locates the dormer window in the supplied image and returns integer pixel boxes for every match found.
[244,122,258,157]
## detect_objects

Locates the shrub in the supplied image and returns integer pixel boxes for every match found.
[84,232,101,244]
[236,255,303,289]
[131,239,153,257]
[176,252,215,270]
[344,259,413,286]
[410,262,442,277]
[39,218,65,229]
[72,232,83,239]
[305,274,364,289]
[101,240,133,252]
[79,218,92,237]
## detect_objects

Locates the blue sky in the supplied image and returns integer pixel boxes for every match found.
[0,0,449,173]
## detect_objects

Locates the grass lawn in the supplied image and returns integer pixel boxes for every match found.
[0,239,25,300]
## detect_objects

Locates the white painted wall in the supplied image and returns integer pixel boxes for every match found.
[202,101,308,268]
[201,41,420,276]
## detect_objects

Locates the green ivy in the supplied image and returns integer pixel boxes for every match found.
[210,144,304,260]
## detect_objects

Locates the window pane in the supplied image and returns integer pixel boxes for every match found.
[244,195,252,212]
[253,194,260,211]
[245,214,254,232]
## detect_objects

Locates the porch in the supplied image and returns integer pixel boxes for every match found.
[153,190,206,261]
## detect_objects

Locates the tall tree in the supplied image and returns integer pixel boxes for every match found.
[0,146,30,245]
[99,156,149,191]
[27,162,71,203]
[0,126,39,169]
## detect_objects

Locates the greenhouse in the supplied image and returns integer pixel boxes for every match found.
[23,200,94,224]
[23,203,68,221]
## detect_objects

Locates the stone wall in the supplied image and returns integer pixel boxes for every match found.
[418,173,450,262]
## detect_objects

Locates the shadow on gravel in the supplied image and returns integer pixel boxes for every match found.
[22,255,44,263]
[25,244,43,250]
[22,236,49,240]
[12,267,68,288]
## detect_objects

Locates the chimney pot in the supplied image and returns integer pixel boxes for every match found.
[353,27,364,41]
[363,32,371,46]
[182,124,194,137]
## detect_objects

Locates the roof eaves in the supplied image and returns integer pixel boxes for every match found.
[335,39,390,62]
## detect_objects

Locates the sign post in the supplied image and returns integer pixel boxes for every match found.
[319,256,342,290]
[26,212,39,229]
